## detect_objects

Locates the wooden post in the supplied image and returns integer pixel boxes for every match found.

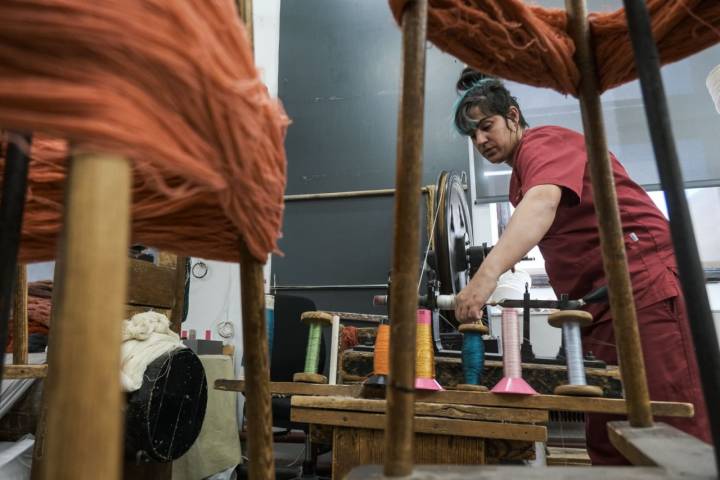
[384,0,428,477]
[565,0,652,427]
[13,264,28,365]
[237,0,254,50]
[40,152,131,479]
[170,255,187,333]
[0,133,30,379]
[239,240,274,480]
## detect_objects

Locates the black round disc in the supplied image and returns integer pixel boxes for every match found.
[124,348,207,463]
[434,171,473,326]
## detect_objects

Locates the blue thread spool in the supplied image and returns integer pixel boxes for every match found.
[457,323,489,391]
[265,294,275,364]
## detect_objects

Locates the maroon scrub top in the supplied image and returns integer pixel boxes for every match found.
[509,126,679,321]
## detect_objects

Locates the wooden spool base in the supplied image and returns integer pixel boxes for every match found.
[554,384,604,397]
[455,384,489,392]
[293,372,328,384]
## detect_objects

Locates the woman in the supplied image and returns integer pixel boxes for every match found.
[452,68,710,464]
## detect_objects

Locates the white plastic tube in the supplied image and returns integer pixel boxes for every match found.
[328,314,340,385]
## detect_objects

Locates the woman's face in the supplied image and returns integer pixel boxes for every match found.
[468,105,523,166]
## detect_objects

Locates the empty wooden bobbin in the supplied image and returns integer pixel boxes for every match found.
[293,310,333,384]
[548,310,603,397]
[456,323,489,392]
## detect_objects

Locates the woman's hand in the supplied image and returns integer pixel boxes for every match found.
[455,271,498,323]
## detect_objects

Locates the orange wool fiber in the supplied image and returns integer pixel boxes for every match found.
[388,0,720,96]
[0,0,289,263]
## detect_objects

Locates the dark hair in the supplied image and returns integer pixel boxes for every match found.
[453,68,528,136]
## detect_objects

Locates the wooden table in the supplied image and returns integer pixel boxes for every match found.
[214,380,695,479]
[291,395,548,479]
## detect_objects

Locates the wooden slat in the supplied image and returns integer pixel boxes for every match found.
[215,380,693,417]
[608,421,717,478]
[546,447,591,466]
[291,408,547,443]
[127,258,175,309]
[3,364,47,379]
[414,390,693,418]
[291,395,548,424]
[215,379,362,397]
[346,464,676,479]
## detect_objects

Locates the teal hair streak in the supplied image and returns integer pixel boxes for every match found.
[452,77,497,136]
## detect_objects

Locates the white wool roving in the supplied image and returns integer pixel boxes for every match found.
[121,311,185,392]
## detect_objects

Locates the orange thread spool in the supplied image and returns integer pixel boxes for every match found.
[373,324,390,376]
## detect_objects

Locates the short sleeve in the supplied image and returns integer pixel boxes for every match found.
[513,127,587,207]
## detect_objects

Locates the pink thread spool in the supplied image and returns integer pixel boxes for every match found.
[491,308,537,395]
[415,309,443,391]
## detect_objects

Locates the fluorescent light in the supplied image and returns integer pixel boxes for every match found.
[483,170,512,177]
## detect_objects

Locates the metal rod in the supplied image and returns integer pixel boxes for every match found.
[384,0,428,476]
[272,283,387,291]
[623,0,720,468]
[0,133,31,382]
[284,185,433,202]
[566,0,653,427]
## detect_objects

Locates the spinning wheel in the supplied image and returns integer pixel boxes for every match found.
[433,171,476,327]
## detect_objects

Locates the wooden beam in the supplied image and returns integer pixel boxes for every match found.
[3,364,47,379]
[238,241,273,480]
[386,0,428,475]
[41,152,130,480]
[13,264,28,365]
[291,395,548,424]
[291,408,547,443]
[565,0,652,427]
[608,421,717,477]
[415,390,691,418]
[214,380,693,417]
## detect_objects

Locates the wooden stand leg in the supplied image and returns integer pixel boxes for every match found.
[38,152,131,480]
[239,241,274,480]
[384,0,428,477]
[566,0,652,427]
[13,264,28,365]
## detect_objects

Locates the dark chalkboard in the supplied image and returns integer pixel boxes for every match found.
[273,0,470,314]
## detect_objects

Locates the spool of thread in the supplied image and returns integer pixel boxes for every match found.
[364,323,391,387]
[415,309,443,391]
[456,323,489,391]
[491,308,537,395]
[548,310,603,397]
[265,294,275,362]
[293,311,333,384]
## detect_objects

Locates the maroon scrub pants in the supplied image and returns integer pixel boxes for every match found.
[582,294,711,465]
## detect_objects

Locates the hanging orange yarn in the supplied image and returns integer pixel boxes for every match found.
[388,0,720,95]
[0,0,289,263]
